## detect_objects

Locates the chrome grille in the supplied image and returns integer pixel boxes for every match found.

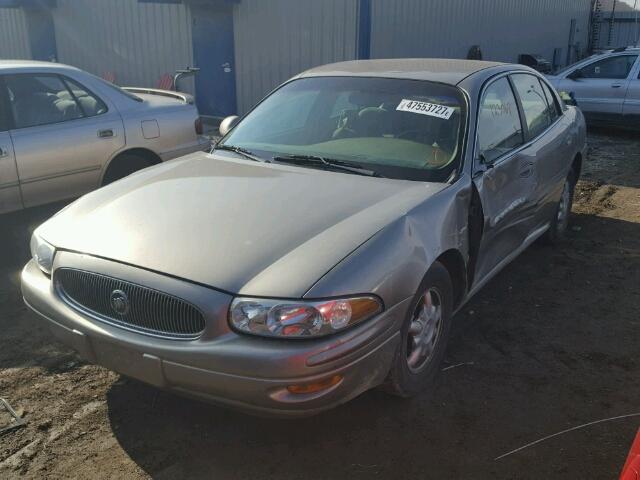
[55,268,205,340]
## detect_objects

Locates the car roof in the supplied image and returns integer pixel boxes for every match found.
[0,60,80,73]
[297,58,508,85]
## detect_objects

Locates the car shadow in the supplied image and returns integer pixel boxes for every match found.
[104,212,640,479]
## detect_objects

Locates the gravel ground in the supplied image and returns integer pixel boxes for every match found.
[0,129,639,479]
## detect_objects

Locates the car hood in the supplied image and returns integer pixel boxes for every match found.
[39,152,446,297]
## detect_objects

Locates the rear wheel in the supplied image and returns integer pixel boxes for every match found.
[102,154,153,186]
[542,171,575,244]
[384,261,453,397]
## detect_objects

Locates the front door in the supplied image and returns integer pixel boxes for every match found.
[191,3,237,118]
[5,73,124,208]
[566,54,638,123]
[472,76,538,283]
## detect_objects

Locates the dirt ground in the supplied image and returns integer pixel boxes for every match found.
[0,129,639,479]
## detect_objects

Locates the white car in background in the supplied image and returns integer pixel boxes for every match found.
[547,47,640,128]
[0,61,210,214]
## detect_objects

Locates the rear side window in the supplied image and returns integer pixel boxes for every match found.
[5,74,107,129]
[580,55,637,80]
[477,77,524,163]
[510,73,551,139]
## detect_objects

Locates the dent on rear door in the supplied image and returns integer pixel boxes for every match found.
[471,150,538,284]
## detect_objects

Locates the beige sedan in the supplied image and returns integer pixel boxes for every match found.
[0,60,210,214]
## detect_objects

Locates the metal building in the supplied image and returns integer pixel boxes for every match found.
[0,0,593,118]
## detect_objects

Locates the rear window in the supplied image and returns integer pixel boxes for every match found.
[511,73,552,139]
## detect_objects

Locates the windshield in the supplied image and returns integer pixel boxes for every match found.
[221,77,467,182]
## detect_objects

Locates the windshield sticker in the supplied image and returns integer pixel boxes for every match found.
[396,99,455,120]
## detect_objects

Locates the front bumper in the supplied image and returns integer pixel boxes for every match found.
[21,255,406,417]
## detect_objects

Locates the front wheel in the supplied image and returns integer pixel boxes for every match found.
[384,261,453,397]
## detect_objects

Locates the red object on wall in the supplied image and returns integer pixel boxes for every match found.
[620,428,640,480]
[156,74,174,91]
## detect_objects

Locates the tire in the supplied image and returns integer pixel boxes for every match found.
[102,154,152,186]
[384,261,453,398]
[542,170,576,244]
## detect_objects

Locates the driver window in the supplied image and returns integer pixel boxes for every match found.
[580,55,638,80]
[477,77,524,164]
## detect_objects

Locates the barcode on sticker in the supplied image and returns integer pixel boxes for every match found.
[396,99,455,120]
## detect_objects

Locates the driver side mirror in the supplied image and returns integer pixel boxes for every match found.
[219,115,239,137]
[567,68,583,81]
[559,91,578,107]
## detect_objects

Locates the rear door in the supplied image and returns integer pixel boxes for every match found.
[472,75,538,282]
[0,77,22,213]
[510,73,571,229]
[6,73,124,208]
[567,54,638,123]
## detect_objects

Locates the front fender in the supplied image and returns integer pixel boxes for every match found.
[304,176,473,309]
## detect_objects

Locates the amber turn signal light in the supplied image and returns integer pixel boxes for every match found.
[286,375,342,395]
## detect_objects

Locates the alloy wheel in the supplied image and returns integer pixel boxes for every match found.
[406,288,443,373]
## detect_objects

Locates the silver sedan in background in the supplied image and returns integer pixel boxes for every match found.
[547,47,640,128]
[0,60,210,214]
[22,59,586,417]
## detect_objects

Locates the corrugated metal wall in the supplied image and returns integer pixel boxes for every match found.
[1,0,596,115]
[52,0,194,92]
[370,0,592,67]
[232,0,358,113]
[593,13,640,49]
[0,7,31,59]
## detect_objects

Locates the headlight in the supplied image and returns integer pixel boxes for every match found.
[30,232,56,275]
[229,296,382,338]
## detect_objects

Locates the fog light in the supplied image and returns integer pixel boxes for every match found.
[286,375,342,395]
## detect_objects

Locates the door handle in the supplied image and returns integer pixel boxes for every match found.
[97,129,114,138]
[519,162,534,178]
[611,83,623,88]
[0,146,7,158]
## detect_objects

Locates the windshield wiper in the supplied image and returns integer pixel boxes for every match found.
[272,154,382,177]
[215,144,266,162]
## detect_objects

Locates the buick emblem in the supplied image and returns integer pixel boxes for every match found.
[110,289,130,315]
